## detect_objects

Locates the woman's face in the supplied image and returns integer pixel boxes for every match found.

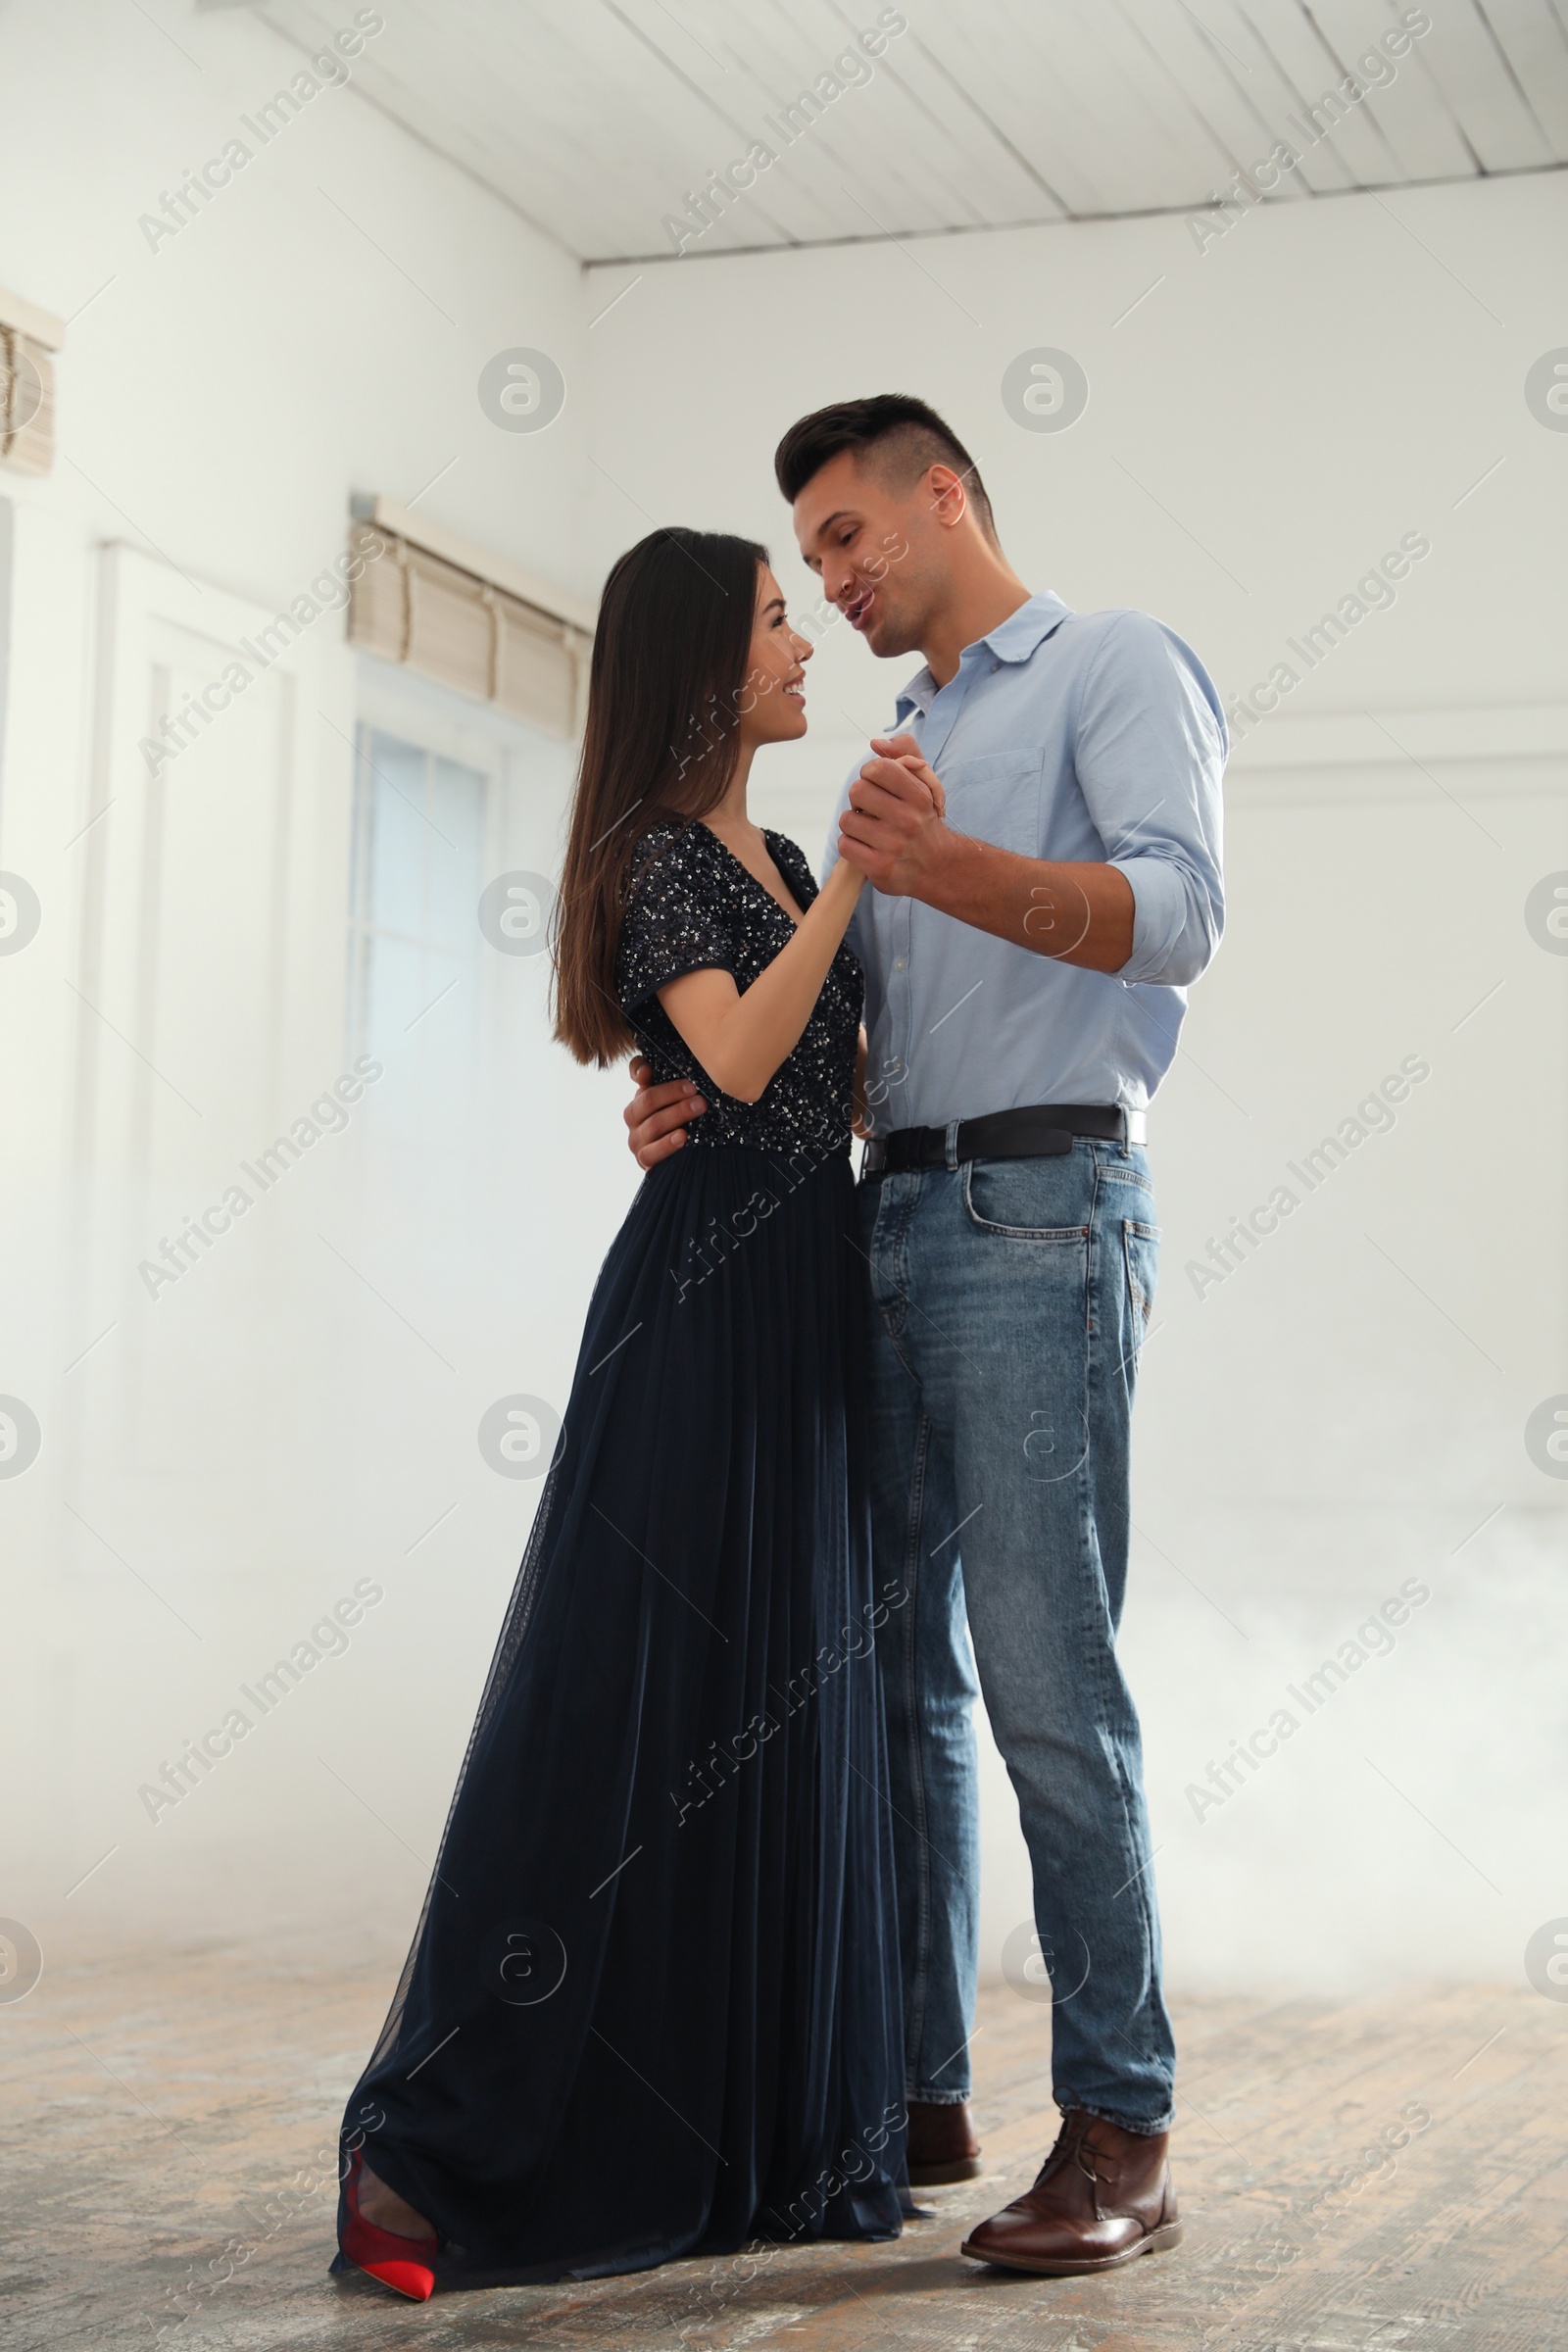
[734,564,812,748]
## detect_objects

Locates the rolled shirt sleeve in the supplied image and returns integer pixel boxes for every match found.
[808,592,1226,1126]
[1073,611,1227,988]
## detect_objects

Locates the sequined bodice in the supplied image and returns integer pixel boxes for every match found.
[615,822,862,1154]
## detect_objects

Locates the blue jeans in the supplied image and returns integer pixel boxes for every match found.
[858,1138,1176,2135]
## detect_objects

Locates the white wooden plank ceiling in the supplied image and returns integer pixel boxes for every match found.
[253,0,1568,261]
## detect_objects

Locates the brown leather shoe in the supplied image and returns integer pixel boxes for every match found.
[906,2097,983,2184]
[960,2107,1180,2275]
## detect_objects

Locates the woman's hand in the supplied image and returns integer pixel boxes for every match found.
[878,735,947,818]
[838,736,949,897]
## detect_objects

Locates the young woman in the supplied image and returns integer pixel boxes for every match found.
[332,529,912,2297]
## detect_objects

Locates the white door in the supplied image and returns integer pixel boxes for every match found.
[63,543,353,1500]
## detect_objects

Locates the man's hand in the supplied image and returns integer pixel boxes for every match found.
[625,1055,707,1170]
[838,732,1135,972]
[838,734,949,896]
[868,732,947,818]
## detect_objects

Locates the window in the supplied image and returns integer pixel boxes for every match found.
[347,723,489,1068]
[344,659,576,1164]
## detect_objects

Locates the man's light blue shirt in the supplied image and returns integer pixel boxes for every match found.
[820,592,1226,1130]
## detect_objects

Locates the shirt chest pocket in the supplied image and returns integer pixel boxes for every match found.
[937,752,1043,858]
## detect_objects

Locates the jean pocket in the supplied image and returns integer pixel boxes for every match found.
[1122,1218,1161,1336]
[962,1156,1089,1241]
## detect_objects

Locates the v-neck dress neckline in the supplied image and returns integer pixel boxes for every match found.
[614,821,863,1154]
[698,821,806,929]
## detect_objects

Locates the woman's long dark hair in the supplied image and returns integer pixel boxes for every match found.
[552,527,766,1066]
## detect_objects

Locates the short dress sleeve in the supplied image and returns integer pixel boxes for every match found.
[616,825,737,1015]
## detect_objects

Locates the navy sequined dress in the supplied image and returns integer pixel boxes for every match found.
[334,822,907,2288]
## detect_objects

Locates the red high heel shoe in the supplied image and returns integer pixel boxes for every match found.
[337,2146,437,2301]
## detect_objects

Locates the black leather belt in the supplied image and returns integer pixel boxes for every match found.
[861,1102,1145,1176]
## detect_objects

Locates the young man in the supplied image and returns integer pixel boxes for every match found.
[626,395,1224,2275]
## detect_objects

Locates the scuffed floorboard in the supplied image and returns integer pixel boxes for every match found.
[3,1943,1564,2349]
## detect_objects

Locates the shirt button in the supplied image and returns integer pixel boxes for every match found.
[895,958,906,970]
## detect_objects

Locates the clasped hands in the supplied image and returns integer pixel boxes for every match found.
[837,733,949,897]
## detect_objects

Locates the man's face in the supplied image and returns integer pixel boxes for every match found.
[791,449,944,660]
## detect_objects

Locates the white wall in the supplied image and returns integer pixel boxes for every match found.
[2,0,1564,2002]
[0,0,644,1957]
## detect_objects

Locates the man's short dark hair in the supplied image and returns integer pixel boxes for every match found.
[773,394,997,540]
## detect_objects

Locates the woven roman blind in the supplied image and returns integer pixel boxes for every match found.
[348,525,589,739]
[0,327,54,476]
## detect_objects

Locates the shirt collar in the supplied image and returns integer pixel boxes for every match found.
[894,590,1073,719]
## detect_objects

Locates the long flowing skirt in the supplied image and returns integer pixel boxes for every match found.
[335,1144,907,2286]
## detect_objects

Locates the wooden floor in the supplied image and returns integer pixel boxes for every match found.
[4,1940,1566,2350]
